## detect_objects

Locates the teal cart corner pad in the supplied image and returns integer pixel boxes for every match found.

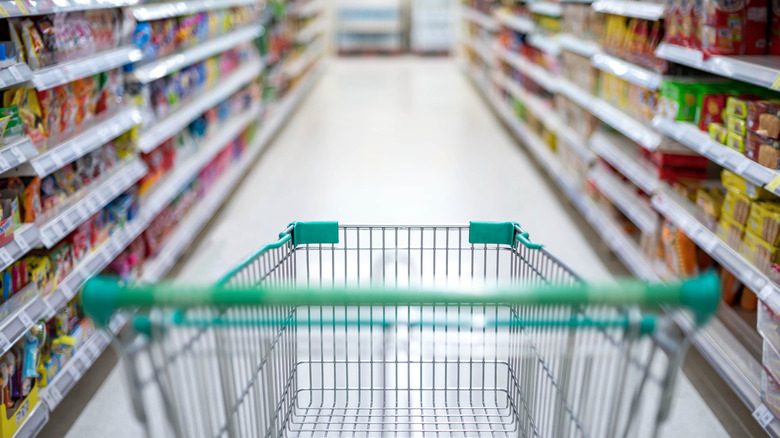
[292,221,339,245]
[469,221,516,246]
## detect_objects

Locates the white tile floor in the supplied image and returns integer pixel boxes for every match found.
[63,57,729,437]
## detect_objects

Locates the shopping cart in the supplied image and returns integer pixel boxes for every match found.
[83,221,719,438]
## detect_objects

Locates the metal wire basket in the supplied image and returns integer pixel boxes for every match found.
[84,221,719,438]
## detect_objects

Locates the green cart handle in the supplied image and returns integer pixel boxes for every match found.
[83,272,720,329]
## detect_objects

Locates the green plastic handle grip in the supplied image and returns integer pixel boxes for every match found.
[83,272,720,329]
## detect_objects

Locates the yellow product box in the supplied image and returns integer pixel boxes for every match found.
[722,189,752,224]
[726,114,747,137]
[748,202,780,246]
[696,187,724,222]
[722,169,775,200]
[716,214,745,250]
[0,385,37,438]
[741,231,780,274]
[708,122,728,144]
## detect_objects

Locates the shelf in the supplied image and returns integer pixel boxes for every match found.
[557,78,663,150]
[12,403,49,438]
[131,0,257,21]
[338,20,403,33]
[284,41,324,78]
[592,53,662,91]
[461,5,498,31]
[493,9,534,34]
[493,71,595,163]
[478,66,661,281]
[291,0,325,17]
[651,116,780,191]
[527,1,562,17]
[27,107,142,178]
[0,64,32,90]
[137,59,263,153]
[494,45,558,92]
[656,43,780,92]
[558,173,661,280]
[557,34,601,58]
[40,331,111,411]
[0,0,138,18]
[31,46,143,91]
[651,185,780,313]
[589,130,660,194]
[142,62,321,282]
[0,285,47,357]
[592,0,665,20]
[0,225,42,272]
[37,158,148,248]
[0,137,39,175]
[463,38,494,65]
[588,165,658,234]
[141,104,263,220]
[527,33,560,57]
[296,17,326,44]
[673,308,780,436]
[131,26,262,83]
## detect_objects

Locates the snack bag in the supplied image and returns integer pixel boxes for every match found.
[701,0,768,56]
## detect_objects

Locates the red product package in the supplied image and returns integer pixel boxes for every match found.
[701,0,768,56]
[771,0,780,55]
[666,0,684,45]
[655,166,709,181]
[699,93,727,130]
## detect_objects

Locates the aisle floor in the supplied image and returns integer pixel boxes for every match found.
[62,57,728,437]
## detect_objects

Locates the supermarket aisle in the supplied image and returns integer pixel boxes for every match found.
[61,57,728,437]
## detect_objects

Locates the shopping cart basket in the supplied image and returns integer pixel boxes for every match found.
[83,221,719,438]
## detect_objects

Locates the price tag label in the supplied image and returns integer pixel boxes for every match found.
[46,386,62,407]
[12,0,28,15]
[43,300,56,320]
[9,146,24,162]
[18,312,33,328]
[60,214,73,229]
[772,75,780,91]
[753,403,775,428]
[0,155,9,171]
[51,153,64,168]
[68,365,81,380]
[87,340,101,357]
[7,66,22,82]
[736,159,751,174]
[759,284,775,301]
[16,237,29,254]
[767,176,780,193]
[0,249,12,266]
[0,333,11,353]
[702,236,718,253]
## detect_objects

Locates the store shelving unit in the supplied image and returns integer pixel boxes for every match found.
[337,0,403,53]
[142,64,322,283]
[0,0,138,18]
[130,0,257,21]
[653,116,780,195]
[26,107,143,177]
[131,26,263,83]
[591,0,664,20]
[137,59,264,153]
[31,46,143,91]
[0,1,327,436]
[527,1,562,17]
[591,53,662,90]
[558,33,600,58]
[462,6,780,432]
[462,5,498,31]
[588,131,660,194]
[656,43,780,92]
[494,9,534,34]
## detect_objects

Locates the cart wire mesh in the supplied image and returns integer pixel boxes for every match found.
[89,222,717,438]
